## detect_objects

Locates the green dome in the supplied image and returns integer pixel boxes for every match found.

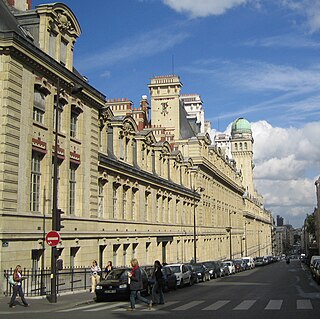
[231,118,251,134]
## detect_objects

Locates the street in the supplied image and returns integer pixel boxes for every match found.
[3,259,320,319]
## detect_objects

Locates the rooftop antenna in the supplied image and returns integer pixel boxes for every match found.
[217,118,220,132]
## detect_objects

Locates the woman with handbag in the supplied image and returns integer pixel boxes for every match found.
[127,258,152,311]
[9,265,29,308]
[90,260,101,293]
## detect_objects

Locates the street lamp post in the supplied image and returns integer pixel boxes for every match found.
[48,79,82,303]
[193,187,204,263]
[226,226,232,260]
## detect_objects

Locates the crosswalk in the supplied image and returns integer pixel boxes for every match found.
[58,298,319,313]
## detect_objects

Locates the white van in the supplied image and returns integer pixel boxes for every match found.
[242,257,255,269]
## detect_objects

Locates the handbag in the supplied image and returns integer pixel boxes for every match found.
[8,275,16,286]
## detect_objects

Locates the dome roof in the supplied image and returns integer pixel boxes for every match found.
[231,118,251,134]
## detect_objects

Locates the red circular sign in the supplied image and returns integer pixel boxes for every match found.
[45,231,61,247]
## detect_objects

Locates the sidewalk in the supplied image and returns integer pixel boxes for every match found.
[0,290,95,314]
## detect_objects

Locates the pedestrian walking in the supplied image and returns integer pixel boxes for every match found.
[127,258,152,311]
[104,260,113,278]
[152,260,165,305]
[90,260,101,293]
[9,265,29,308]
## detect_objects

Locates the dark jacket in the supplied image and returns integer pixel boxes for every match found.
[154,267,164,283]
[129,267,143,291]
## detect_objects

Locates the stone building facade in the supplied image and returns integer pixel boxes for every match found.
[0,0,273,289]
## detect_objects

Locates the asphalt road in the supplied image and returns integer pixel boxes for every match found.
[5,259,320,319]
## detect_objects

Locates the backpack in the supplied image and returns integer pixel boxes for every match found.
[8,275,16,286]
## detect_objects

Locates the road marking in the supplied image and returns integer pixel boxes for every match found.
[57,302,125,312]
[84,302,127,312]
[112,303,145,312]
[297,299,313,310]
[265,300,283,310]
[172,300,205,311]
[233,300,256,310]
[202,300,230,310]
[140,300,179,311]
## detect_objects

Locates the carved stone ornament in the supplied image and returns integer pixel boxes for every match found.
[122,122,133,136]
[57,12,73,32]
[161,102,169,115]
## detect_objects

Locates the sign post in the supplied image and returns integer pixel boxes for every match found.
[45,231,61,247]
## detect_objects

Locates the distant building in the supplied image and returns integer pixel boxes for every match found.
[277,215,284,226]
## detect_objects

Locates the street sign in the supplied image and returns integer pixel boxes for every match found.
[45,230,61,247]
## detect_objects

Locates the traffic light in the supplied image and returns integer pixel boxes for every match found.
[56,208,65,231]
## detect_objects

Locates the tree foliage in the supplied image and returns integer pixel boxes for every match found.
[306,213,316,236]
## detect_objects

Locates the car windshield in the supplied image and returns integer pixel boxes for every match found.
[170,266,181,273]
[193,265,204,271]
[106,269,129,280]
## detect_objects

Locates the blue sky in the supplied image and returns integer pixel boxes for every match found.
[33,0,320,228]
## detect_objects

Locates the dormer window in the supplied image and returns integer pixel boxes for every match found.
[49,31,57,59]
[60,38,68,65]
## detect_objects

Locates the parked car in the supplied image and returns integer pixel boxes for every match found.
[142,265,178,292]
[242,257,255,269]
[254,257,267,267]
[233,259,246,271]
[190,263,210,282]
[161,265,178,291]
[217,260,229,276]
[223,260,235,275]
[203,261,221,279]
[313,260,320,284]
[186,264,198,285]
[95,267,149,302]
[167,263,191,287]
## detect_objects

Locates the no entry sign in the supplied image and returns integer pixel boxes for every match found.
[45,230,61,247]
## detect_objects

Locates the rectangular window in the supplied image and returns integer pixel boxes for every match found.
[144,192,149,221]
[69,165,76,214]
[49,32,57,58]
[98,183,104,217]
[54,103,63,132]
[30,153,41,212]
[112,184,117,219]
[122,187,127,219]
[60,38,68,65]
[33,90,46,124]
[132,190,136,220]
[70,111,78,138]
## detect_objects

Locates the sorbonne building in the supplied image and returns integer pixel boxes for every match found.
[0,0,273,289]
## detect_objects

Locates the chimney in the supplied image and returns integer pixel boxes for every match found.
[6,0,32,11]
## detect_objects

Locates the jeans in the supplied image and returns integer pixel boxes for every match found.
[129,290,150,309]
[152,281,165,304]
[9,285,28,306]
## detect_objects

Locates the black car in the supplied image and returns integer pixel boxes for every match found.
[186,264,198,285]
[191,263,210,282]
[162,265,178,291]
[95,267,149,302]
[203,261,220,279]
[142,265,177,292]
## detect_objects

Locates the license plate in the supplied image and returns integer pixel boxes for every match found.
[105,290,116,293]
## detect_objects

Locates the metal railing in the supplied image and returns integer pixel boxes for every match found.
[3,267,91,297]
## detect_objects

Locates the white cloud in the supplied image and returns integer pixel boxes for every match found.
[162,0,249,18]
[250,120,320,226]
[280,0,320,33]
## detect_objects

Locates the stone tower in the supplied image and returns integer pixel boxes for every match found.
[148,75,183,139]
[230,118,255,195]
